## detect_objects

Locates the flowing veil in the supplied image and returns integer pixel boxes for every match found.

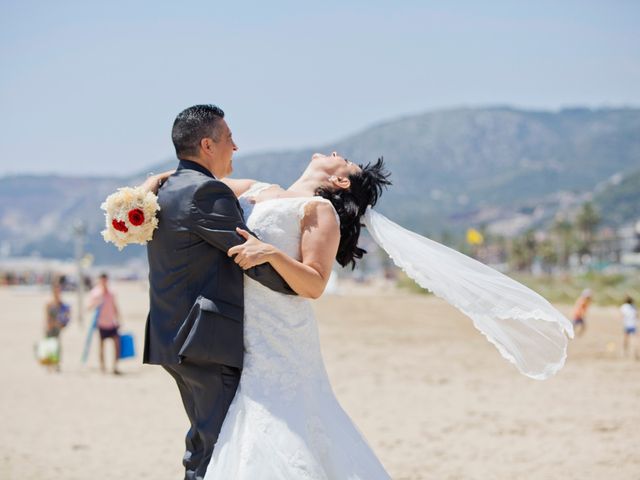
[364,207,574,380]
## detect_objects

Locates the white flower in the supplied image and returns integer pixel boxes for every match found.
[100,186,160,250]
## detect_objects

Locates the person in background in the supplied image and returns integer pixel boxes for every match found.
[43,279,71,371]
[572,288,592,337]
[620,295,638,359]
[88,273,121,374]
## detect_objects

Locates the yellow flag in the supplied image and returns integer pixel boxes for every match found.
[466,228,484,246]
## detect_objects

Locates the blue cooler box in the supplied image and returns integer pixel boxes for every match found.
[119,332,136,359]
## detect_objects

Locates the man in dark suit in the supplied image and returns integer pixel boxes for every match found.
[144,104,293,480]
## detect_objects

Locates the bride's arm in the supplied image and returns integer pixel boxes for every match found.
[220,178,256,197]
[139,170,175,193]
[228,202,339,299]
[140,172,256,198]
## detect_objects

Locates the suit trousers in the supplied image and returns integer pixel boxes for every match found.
[163,360,241,480]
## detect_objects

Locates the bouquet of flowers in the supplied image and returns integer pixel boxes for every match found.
[101,186,160,250]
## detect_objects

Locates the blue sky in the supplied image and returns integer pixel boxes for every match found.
[1,0,638,176]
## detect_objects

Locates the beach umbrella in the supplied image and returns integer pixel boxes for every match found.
[81,306,101,364]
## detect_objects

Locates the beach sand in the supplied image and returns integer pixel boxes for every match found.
[1,281,639,480]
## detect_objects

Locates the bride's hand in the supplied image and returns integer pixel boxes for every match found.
[140,175,161,193]
[139,170,175,194]
[228,228,275,270]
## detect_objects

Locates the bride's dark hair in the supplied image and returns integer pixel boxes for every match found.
[315,157,392,269]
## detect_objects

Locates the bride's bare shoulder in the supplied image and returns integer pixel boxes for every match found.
[220,178,257,197]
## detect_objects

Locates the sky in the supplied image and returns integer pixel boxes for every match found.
[1,0,638,176]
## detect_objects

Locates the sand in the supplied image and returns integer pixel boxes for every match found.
[1,281,639,480]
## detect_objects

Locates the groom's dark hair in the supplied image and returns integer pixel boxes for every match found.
[172,104,226,158]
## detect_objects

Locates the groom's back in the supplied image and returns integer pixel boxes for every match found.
[144,167,244,365]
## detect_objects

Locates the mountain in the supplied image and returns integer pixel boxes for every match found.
[1,106,638,264]
[594,168,640,226]
[152,106,640,234]
[0,174,145,263]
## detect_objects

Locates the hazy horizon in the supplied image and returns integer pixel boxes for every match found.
[0,103,638,179]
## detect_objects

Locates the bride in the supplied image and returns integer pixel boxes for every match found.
[146,149,572,479]
[207,152,392,479]
[151,151,394,478]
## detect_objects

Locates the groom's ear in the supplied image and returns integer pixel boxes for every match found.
[200,137,214,154]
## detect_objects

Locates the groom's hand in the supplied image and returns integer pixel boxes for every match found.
[228,228,275,270]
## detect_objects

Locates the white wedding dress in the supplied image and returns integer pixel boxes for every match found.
[204,183,390,479]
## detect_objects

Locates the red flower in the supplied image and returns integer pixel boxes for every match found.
[128,208,145,226]
[112,219,129,233]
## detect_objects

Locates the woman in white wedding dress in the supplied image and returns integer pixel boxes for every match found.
[203,152,393,479]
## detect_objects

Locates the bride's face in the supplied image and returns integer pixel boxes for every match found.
[310,152,361,179]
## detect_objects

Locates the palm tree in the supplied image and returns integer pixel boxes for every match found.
[539,239,558,274]
[510,230,537,272]
[551,216,574,269]
[576,202,601,257]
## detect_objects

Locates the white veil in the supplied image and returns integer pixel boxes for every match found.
[364,207,574,380]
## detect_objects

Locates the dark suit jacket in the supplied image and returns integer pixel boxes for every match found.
[143,160,293,367]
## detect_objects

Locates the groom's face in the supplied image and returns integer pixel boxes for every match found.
[211,119,238,178]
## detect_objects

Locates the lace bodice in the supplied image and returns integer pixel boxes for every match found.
[238,182,338,261]
[237,183,337,400]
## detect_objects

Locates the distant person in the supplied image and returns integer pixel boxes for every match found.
[88,273,121,374]
[43,280,71,371]
[620,296,638,359]
[572,289,592,336]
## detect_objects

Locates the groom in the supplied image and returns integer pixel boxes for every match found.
[143,104,293,480]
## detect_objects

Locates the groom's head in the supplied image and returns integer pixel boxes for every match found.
[172,104,238,178]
